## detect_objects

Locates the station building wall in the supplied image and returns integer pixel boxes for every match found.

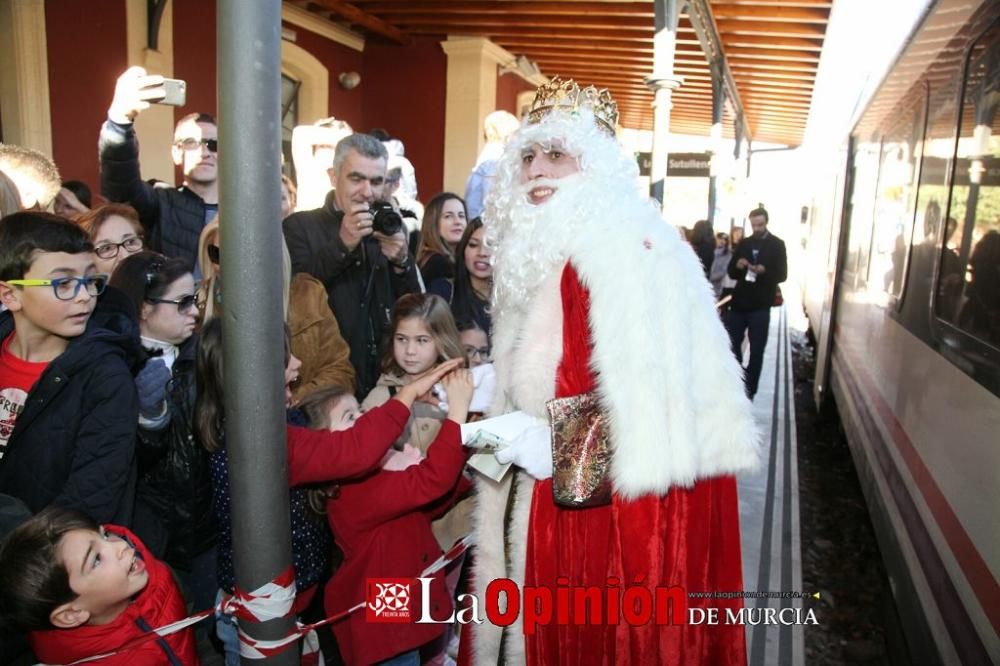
[38,0,448,199]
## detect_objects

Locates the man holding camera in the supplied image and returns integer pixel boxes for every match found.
[98,67,217,271]
[283,133,419,397]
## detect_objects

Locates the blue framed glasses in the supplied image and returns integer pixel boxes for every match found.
[7,274,109,301]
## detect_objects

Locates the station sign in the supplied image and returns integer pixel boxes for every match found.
[667,152,711,178]
[636,152,713,178]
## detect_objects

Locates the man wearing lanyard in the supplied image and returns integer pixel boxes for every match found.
[726,207,788,400]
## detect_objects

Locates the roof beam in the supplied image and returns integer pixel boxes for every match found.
[718,34,823,50]
[715,19,825,38]
[409,25,655,41]
[308,0,409,44]
[710,5,829,22]
[361,1,654,17]
[384,14,656,31]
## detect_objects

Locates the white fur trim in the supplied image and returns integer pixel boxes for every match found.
[471,471,535,665]
[565,203,760,497]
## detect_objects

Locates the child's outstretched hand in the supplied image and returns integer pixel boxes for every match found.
[442,368,474,424]
[394,358,464,408]
[382,444,424,471]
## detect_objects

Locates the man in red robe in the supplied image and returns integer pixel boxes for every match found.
[463,79,759,665]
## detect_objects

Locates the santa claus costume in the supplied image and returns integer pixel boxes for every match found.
[462,80,759,665]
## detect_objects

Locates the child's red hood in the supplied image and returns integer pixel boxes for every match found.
[29,525,197,665]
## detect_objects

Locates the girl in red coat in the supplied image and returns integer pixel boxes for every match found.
[302,366,474,666]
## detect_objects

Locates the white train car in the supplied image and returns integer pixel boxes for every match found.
[802,0,1000,662]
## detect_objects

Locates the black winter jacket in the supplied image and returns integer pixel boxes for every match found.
[727,231,788,312]
[132,334,216,570]
[0,308,142,525]
[99,119,211,269]
[283,191,421,397]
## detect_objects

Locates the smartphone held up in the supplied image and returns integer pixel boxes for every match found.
[141,77,187,107]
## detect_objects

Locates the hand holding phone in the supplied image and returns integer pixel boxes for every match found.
[108,67,186,124]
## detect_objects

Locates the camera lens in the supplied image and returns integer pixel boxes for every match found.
[369,202,403,236]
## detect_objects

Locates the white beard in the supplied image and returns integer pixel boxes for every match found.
[490,171,592,322]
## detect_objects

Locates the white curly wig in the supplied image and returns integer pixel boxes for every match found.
[483,107,645,322]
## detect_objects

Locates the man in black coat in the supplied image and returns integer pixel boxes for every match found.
[99,67,218,271]
[283,133,420,397]
[726,207,787,399]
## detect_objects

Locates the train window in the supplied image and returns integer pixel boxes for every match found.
[843,138,881,287]
[868,92,927,305]
[939,22,1000,348]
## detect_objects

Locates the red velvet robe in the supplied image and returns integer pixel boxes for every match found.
[463,264,747,665]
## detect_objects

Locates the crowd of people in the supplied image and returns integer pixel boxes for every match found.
[0,69,774,665]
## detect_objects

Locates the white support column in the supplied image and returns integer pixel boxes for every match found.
[645,0,683,211]
[0,0,53,155]
[126,0,176,184]
[440,37,510,195]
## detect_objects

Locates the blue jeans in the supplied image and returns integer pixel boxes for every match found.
[725,307,771,398]
[215,589,240,666]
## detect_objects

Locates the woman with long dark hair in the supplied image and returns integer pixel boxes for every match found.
[427,217,492,335]
[417,192,468,285]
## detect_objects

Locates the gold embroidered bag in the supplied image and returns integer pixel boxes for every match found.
[546,391,613,507]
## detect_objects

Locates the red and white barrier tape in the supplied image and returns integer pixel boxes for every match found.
[45,535,473,665]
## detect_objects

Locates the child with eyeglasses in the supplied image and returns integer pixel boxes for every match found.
[108,250,218,617]
[0,212,142,528]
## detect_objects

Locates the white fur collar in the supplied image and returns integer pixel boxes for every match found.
[563,205,759,497]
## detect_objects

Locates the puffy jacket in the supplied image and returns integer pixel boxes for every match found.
[132,334,216,570]
[0,307,142,525]
[283,191,421,397]
[99,119,211,269]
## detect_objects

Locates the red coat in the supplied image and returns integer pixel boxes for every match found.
[30,526,198,665]
[324,418,471,666]
[287,399,412,485]
[522,265,747,665]
[459,265,747,665]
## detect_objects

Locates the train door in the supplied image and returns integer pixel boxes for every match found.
[813,142,852,408]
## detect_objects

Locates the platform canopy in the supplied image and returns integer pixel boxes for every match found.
[290,0,831,146]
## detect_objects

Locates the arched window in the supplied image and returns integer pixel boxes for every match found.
[281,73,300,178]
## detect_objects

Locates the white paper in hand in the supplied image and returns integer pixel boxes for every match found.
[461,410,545,482]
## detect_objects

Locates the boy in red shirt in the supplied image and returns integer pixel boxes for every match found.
[0,506,197,664]
[0,212,140,524]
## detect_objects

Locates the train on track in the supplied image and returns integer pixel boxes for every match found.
[800,0,999,662]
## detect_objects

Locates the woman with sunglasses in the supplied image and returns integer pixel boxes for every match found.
[108,250,217,616]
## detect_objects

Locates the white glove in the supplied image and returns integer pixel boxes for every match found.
[494,424,553,480]
[468,363,497,413]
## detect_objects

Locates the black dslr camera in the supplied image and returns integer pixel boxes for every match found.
[369,201,404,236]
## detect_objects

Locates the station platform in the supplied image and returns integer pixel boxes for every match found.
[737,300,806,666]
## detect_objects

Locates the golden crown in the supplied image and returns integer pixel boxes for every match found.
[526,77,619,135]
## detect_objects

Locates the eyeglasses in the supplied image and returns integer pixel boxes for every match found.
[94,236,143,260]
[176,137,218,153]
[207,244,220,265]
[146,292,201,312]
[7,274,109,301]
[463,345,491,362]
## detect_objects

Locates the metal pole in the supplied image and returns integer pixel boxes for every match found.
[645,0,683,209]
[217,2,297,663]
[707,67,724,225]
